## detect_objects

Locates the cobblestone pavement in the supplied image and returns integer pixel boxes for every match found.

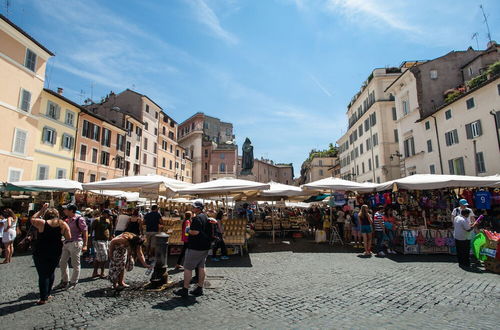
[0,238,499,329]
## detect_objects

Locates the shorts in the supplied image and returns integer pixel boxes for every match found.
[183,249,209,271]
[361,225,373,234]
[93,240,109,262]
[352,226,360,233]
[146,232,157,250]
[2,229,16,243]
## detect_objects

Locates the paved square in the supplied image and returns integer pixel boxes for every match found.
[0,239,499,329]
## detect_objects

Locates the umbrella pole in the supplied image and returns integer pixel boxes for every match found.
[272,201,276,243]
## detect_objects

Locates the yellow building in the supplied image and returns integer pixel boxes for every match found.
[0,14,54,181]
[32,89,81,180]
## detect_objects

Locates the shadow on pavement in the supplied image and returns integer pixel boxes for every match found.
[0,292,38,306]
[385,254,456,263]
[248,237,360,254]
[166,254,253,268]
[0,301,37,317]
[152,297,198,311]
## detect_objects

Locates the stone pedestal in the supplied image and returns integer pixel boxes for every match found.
[149,232,169,288]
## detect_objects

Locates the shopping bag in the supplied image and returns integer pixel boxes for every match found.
[416,231,425,245]
[315,230,327,243]
[446,231,455,247]
[404,230,416,245]
[435,231,446,247]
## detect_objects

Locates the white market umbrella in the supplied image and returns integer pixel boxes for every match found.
[177,177,270,196]
[376,174,500,191]
[6,179,83,192]
[302,177,378,193]
[89,190,144,202]
[82,175,191,193]
[260,181,308,198]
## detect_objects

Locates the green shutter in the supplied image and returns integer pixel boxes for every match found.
[465,123,472,139]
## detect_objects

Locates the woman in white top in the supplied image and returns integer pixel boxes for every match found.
[2,208,18,263]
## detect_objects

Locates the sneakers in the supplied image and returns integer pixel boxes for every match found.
[53,282,69,290]
[220,256,229,260]
[190,286,204,297]
[174,287,189,297]
[388,249,397,254]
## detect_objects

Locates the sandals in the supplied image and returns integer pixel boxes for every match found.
[36,300,47,305]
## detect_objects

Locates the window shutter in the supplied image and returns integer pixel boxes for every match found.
[458,157,465,175]
[465,124,472,139]
[448,160,454,174]
[55,105,61,119]
[453,130,459,144]
[410,137,415,155]
[52,130,57,144]
[445,133,450,146]
[61,134,66,148]
[476,120,482,136]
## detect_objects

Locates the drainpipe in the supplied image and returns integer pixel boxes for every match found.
[491,110,500,151]
[473,140,478,176]
[431,115,444,174]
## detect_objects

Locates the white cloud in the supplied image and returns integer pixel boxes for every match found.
[187,0,238,45]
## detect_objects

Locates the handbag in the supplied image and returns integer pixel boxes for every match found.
[435,231,446,247]
[416,230,425,245]
[446,231,455,247]
[424,230,434,247]
[404,230,416,245]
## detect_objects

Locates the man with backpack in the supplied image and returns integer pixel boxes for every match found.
[175,200,211,297]
[54,204,88,290]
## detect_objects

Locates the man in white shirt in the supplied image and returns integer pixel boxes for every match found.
[114,210,130,236]
[453,208,477,269]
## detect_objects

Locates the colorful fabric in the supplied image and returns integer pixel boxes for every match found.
[474,191,491,210]
[93,240,109,262]
[109,246,128,284]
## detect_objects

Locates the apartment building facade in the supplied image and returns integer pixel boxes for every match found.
[337,68,402,183]
[387,47,493,177]
[32,88,81,180]
[299,156,338,184]
[0,14,54,181]
[178,113,237,182]
[237,158,294,184]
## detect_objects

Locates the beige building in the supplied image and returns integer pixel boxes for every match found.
[337,68,402,183]
[237,158,294,185]
[0,14,54,181]
[387,45,497,177]
[299,156,337,184]
[32,88,81,180]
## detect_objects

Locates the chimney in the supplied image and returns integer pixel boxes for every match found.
[57,87,63,95]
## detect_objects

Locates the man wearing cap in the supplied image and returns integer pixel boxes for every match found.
[451,199,475,226]
[54,204,88,290]
[175,200,210,297]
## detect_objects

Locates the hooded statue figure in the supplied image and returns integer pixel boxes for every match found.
[241,138,254,175]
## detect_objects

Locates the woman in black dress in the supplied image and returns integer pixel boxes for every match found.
[31,203,71,305]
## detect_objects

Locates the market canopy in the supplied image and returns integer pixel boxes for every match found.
[82,175,191,194]
[177,177,270,196]
[302,177,378,193]
[260,181,310,198]
[4,179,83,192]
[376,174,500,191]
[89,190,145,202]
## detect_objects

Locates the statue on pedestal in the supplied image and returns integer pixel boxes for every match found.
[241,138,254,175]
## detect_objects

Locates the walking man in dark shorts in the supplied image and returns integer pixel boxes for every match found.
[175,200,210,297]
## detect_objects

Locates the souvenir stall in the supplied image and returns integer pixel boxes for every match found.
[474,229,500,273]
[373,174,500,255]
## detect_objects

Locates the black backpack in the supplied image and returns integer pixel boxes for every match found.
[206,218,221,243]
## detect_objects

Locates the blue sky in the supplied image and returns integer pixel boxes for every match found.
[5,0,499,176]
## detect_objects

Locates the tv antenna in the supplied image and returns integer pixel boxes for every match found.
[471,33,479,49]
[479,4,492,43]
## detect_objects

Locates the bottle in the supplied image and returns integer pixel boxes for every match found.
[145,261,155,276]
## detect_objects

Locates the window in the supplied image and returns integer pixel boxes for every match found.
[133,164,140,175]
[498,84,500,95]
[19,89,31,112]
[168,131,175,140]
[135,146,140,160]
[101,177,107,181]
[356,166,359,176]
[145,104,149,113]
[92,124,100,141]
[91,148,98,163]
[169,160,173,170]
[372,133,378,146]
[204,149,208,157]
[377,177,380,183]
[476,152,486,173]
[100,151,110,166]
[469,67,473,76]
[425,121,430,130]
[155,111,158,119]
[170,145,173,153]
[90,174,96,182]
[42,127,57,145]
[368,159,372,171]
[375,155,379,168]
[46,101,60,119]
[176,149,180,157]
[448,157,465,175]
[143,154,147,165]
[360,144,364,154]
[101,128,111,147]
[62,134,74,150]
[427,139,433,152]
[362,162,365,173]
[37,165,49,180]
[430,70,438,79]
[162,157,166,168]
[364,119,370,132]
[445,109,452,120]
[77,172,85,183]
[394,129,399,143]
[144,122,148,130]
[82,120,90,138]
[366,138,371,151]
[204,162,208,170]
[154,128,158,136]
[402,100,409,116]
[465,120,482,139]
[56,168,66,179]
[162,127,166,135]
[25,49,37,71]
[319,169,324,176]
[65,111,75,126]
[403,137,415,158]
[429,165,436,174]
[220,163,226,172]
[358,125,363,137]
[115,156,124,169]
[153,157,157,167]
[126,141,131,156]
[12,129,27,154]
[370,113,376,126]
[116,134,125,151]
[392,107,397,121]
[154,142,157,154]
[220,153,225,159]
[144,138,148,150]
[445,129,459,146]
[8,168,22,182]
[162,140,167,150]
[466,98,475,109]
[80,145,87,161]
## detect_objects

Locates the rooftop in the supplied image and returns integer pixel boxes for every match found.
[0,14,54,56]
